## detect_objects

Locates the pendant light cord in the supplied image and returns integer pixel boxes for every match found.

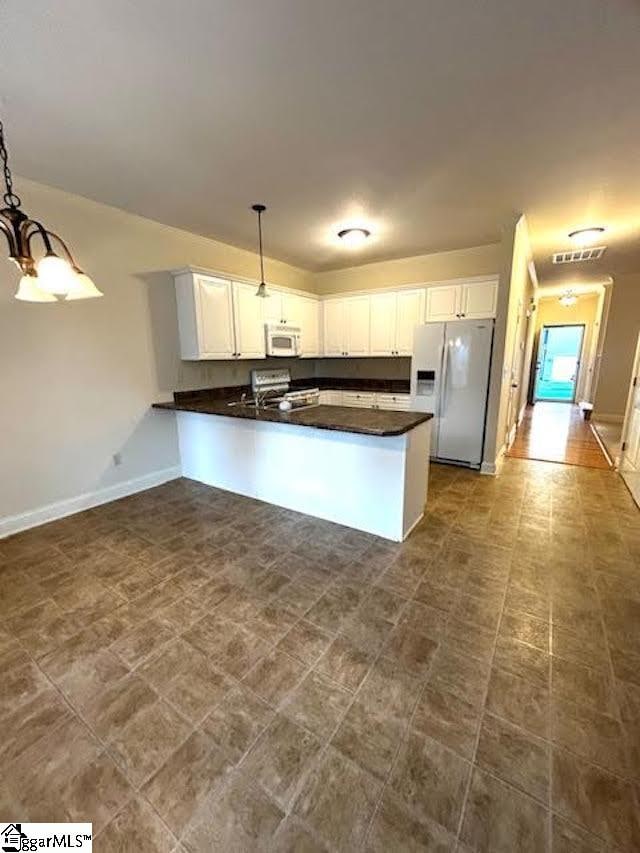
[0,120,22,209]
[257,207,265,284]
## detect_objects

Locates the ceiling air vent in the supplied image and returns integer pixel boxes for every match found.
[552,246,607,264]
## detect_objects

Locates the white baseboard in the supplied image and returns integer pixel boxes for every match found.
[481,443,506,476]
[593,412,624,424]
[0,466,182,540]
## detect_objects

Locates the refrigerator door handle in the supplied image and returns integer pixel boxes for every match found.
[440,340,449,414]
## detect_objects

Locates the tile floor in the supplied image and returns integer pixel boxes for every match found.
[1,459,639,852]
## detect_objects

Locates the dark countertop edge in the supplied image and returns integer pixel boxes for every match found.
[152,401,432,437]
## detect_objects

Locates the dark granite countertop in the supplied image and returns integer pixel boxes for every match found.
[153,400,431,437]
[164,377,410,409]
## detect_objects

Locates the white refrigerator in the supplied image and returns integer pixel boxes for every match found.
[410,320,494,468]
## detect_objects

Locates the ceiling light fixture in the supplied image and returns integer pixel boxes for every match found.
[559,290,577,307]
[337,227,371,248]
[0,119,102,302]
[568,227,605,247]
[251,203,269,298]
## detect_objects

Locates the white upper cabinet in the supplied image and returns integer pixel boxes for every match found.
[369,292,397,356]
[232,281,266,359]
[460,280,498,319]
[262,289,286,325]
[425,284,460,322]
[323,299,346,356]
[425,279,498,322]
[370,289,424,355]
[287,294,320,357]
[324,296,370,357]
[174,269,320,361]
[344,295,371,356]
[175,272,235,360]
[263,289,320,357]
[396,289,425,353]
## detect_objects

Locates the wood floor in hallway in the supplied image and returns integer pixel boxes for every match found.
[507,402,611,469]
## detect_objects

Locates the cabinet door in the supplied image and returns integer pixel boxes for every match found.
[395,289,425,354]
[344,295,371,356]
[300,297,320,357]
[286,294,319,357]
[369,292,397,356]
[195,276,236,359]
[323,300,345,356]
[232,282,266,359]
[460,281,498,319]
[262,290,285,325]
[425,285,460,322]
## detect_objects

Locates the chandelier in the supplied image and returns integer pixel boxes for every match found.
[0,119,102,302]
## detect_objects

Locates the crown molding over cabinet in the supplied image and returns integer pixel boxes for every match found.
[172,267,498,361]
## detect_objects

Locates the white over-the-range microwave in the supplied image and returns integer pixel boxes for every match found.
[265,322,301,357]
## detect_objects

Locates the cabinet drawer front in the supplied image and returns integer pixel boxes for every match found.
[376,393,411,411]
[320,391,344,405]
[342,392,376,408]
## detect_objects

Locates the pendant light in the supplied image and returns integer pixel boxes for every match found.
[251,203,269,298]
[559,289,577,307]
[0,118,102,302]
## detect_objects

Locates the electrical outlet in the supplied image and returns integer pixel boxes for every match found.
[113,452,122,467]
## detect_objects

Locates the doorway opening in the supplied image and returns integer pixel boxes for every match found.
[534,324,585,402]
[620,330,640,507]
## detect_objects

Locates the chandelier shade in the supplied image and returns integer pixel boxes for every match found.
[1,118,103,302]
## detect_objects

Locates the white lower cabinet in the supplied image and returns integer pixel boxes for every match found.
[319,390,410,411]
[376,393,411,411]
[319,391,344,405]
[342,391,377,408]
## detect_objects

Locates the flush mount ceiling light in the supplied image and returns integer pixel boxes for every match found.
[337,227,371,248]
[568,226,605,247]
[0,119,102,302]
[559,289,577,307]
[251,203,270,298]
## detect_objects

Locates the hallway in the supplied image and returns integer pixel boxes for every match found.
[507,403,611,470]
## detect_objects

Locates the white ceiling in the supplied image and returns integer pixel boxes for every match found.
[1,0,639,284]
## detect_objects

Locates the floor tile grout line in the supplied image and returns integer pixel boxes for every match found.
[14,640,185,845]
[589,545,640,820]
[357,535,456,847]
[548,572,554,853]
[4,466,639,850]
[452,519,521,849]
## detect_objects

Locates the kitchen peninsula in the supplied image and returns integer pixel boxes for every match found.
[154,388,432,542]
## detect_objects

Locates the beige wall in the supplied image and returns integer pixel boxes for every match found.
[483,214,533,469]
[595,272,640,418]
[0,179,314,522]
[0,177,514,527]
[314,243,501,294]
